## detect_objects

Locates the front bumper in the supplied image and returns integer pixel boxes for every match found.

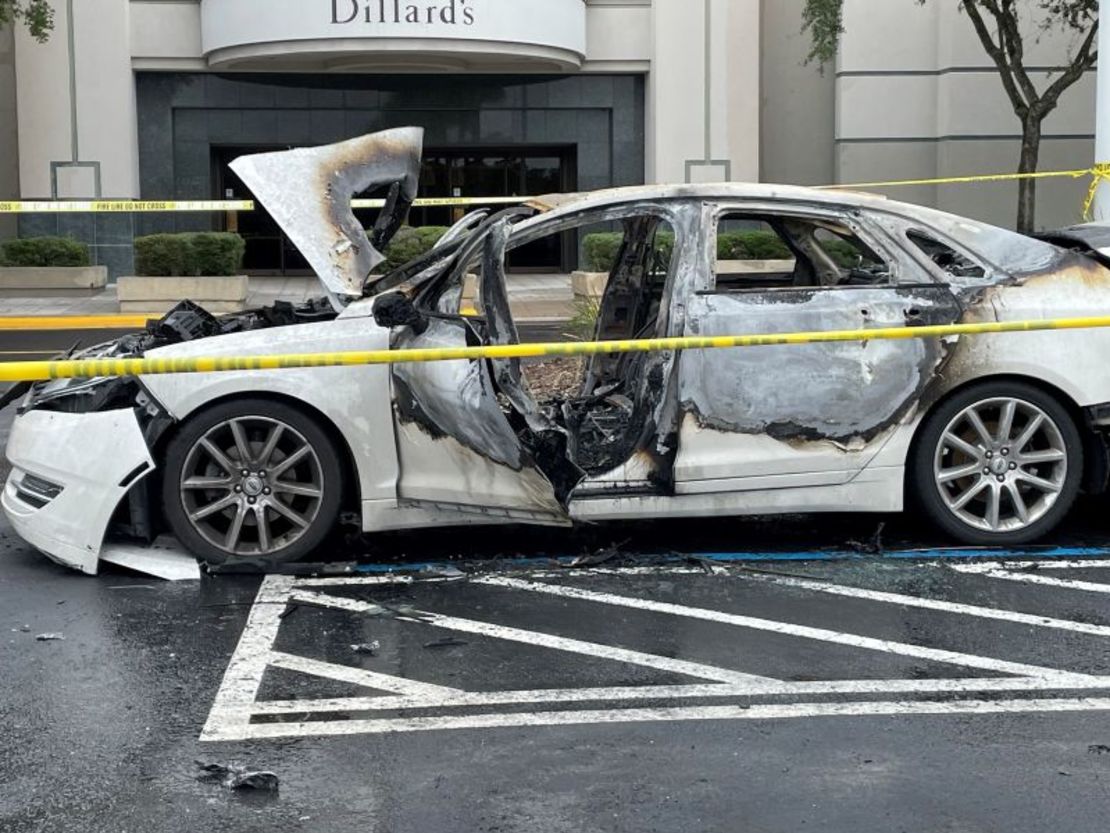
[2,408,154,575]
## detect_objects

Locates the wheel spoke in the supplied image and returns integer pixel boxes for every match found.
[996,400,1017,444]
[938,462,982,483]
[258,424,284,468]
[1012,414,1045,455]
[189,493,238,522]
[271,445,311,478]
[949,478,988,511]
[1006,482,1030,524]
[985,483,1001,530]
[225,504,248,550]
[229,420,253,465]
[254,505,272,551]
[1016,448,1065,465]
[267,497,311,528]
[965,409,994,448]
[943,432,982,459]
[274,480,322,499]
[1017,471,1062,494]
[183,476,233,491]
[199,438,237,476]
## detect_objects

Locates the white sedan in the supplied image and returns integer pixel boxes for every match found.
[5,127,1110,574]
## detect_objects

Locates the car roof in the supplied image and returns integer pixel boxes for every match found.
[525,182,895,217]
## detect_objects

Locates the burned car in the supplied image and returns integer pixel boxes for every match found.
[5,126,1110,574]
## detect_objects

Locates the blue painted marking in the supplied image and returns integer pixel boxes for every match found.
[348,545,1110,576]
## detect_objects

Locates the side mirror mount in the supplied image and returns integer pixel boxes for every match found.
[372,291,429,335]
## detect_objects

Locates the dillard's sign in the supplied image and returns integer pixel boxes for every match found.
[331,0,476,26]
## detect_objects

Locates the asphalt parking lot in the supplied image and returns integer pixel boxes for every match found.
[5,410,1110,832]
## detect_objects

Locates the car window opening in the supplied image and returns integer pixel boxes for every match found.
[711,213,892,291]
[906,229,987,280]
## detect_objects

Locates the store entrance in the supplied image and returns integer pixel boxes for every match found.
[213,145,577,276]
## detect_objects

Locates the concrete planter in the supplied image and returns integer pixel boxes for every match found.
[571,270,608,300]
[117,275,250,314]
[0,265,108,295]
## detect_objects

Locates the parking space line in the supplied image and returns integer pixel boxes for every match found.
[950,559,1110,572]
[227,675,1110,717]
[292,587,775,685]
[478,577,1097,683]
[949,567,1110,595]
[736,573,1110,637]
[268,651,462,698]
[205,697,1110,741]
[201,575,296,742]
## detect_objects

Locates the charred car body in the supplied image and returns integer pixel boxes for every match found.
[6,126,1110,574]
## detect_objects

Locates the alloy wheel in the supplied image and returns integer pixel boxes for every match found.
[179,416,325,557]
[933,397,1068,534]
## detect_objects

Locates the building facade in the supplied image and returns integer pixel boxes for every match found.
[0,0,1097,275]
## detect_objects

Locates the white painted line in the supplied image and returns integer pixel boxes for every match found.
[291,588,775,685]
[951,569,1110,595]
[239,675,1110,717]
[201,575,294,741]
[950,560,1110,572]
[738,573,1110,638]
[202,696,1110,741]
[477,577,1097,684]
[268,651,461,698]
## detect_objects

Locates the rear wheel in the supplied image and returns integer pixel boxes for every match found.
[162,399,343,565]
[912,381,1082,545]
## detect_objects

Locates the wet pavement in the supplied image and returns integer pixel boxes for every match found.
[5,410,1110,831]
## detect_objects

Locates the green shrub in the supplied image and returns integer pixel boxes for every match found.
[821,239,861,268]
[582,232,624,272]
[379,226,450,272]
[190,232,246,276]
[134,234,193,277]
[0,236,90,268]
[718,230,792,261]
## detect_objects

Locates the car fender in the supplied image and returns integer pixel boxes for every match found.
[140,318,398,502]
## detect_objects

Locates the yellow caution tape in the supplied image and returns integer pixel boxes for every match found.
[0,315,160,331]
[3,315,1110,384]
[0,200,255,213]
[352,196,528,209]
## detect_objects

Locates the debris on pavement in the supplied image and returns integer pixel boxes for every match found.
[34,633,64,641]
[195,760,280,792]
[423,637,469,649]
[567,541,629,568]
[1088,744,1110,755]
[351,641,381,655]
[847,523,886,556]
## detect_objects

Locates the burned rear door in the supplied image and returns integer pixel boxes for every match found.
[674,204,962,491]
[387,221,573,524]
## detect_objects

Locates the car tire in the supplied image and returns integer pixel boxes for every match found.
[162,398,343,566]
[911,380,1083,545]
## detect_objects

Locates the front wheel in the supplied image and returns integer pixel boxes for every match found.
[912,381,1083,545]
[162,398,343,565]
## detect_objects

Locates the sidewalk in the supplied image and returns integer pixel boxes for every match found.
[0,274,576,322]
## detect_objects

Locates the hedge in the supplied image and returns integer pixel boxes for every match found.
[0,236,90,268]
[378,226,450,272]
[133,232,245,277]
[582,230,796,272]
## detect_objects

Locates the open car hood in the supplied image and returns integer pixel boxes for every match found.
[230,127,424,303]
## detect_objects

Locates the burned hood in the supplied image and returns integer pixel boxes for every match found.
[1035,222,1110,263]
[230,127,424,302]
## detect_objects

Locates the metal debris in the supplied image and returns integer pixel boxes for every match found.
[351,641,381,655]
[195,760,280,792]
[35,633,64,641]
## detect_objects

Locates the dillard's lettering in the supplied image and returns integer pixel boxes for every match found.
[332,0,476,26]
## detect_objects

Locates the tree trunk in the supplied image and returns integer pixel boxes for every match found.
[1016,117,1042,234]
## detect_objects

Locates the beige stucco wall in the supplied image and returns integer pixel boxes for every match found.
[758,0,834,187]
[16,0,140,198]
[0,25,18,239]
[836,0,1096,230]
